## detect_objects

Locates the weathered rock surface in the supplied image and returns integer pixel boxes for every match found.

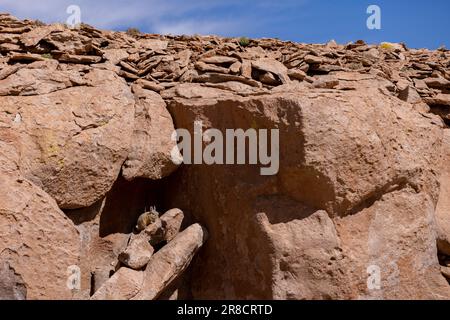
[252,58,291,84]
[143,219,166,246]
[119,236,154,270]
[166,85,450,299]
[1,13,450,300]
[436,129,450,255]
[90,267,144,300]
[133,223,208,300]
[122,84,178,180]
[90,223,206,300]
[0,66,135,209]
[0,145,80,299]
[338,189,450,299]
[161,208,185,242]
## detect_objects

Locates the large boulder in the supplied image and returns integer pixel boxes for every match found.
[121,84,179,180]
[90,223,207,300]
[164,82,450,299]
[337,189,449,299]
[133,223,208,300]
[0,143,81,299]
[0,64,135,209]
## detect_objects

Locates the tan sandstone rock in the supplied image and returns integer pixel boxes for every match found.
[133,223,208,300]
[436,129,450,255]
[166,84,448,299]
[252,58,290,84]
[90,267,143,300]
[2,13,450,301]
[122,84,179,180]
[20,24,64,47]
[119,236,154,270]
[161,208,185,242]
[0,67,135,209]
[0,149,80,299]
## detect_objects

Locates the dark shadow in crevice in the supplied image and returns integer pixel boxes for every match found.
[437,245,450,285]
[157,164,196,229]
[64,173,178,235]
[65,198,104,225]
[89,272,96,297]
[153,240,168,253]
[98,175,167,237]
[254,194,318,224]
[429,104,450,128]
[444,118,450,128]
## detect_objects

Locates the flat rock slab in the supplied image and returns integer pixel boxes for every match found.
[90,267,144,300]
[251,58,290,84]
[133,224,208,300]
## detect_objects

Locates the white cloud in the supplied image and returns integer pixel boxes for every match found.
[1,0,167,27]
[1,0,242,32]
[0,0,308,36]
[153,19,238,36]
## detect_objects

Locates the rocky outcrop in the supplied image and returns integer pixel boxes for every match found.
[0,65,135,209]
[133,223,207,300]
[91,222,207,300]
[0,142,80,299]
[437,130,450,256]
[122,84,178,180]
[1,12,450,299]
[165,83,449,299]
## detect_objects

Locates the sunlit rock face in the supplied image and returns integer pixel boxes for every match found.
[1,13,450,300]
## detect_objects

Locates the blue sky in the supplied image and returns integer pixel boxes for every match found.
[1,0,448,49]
